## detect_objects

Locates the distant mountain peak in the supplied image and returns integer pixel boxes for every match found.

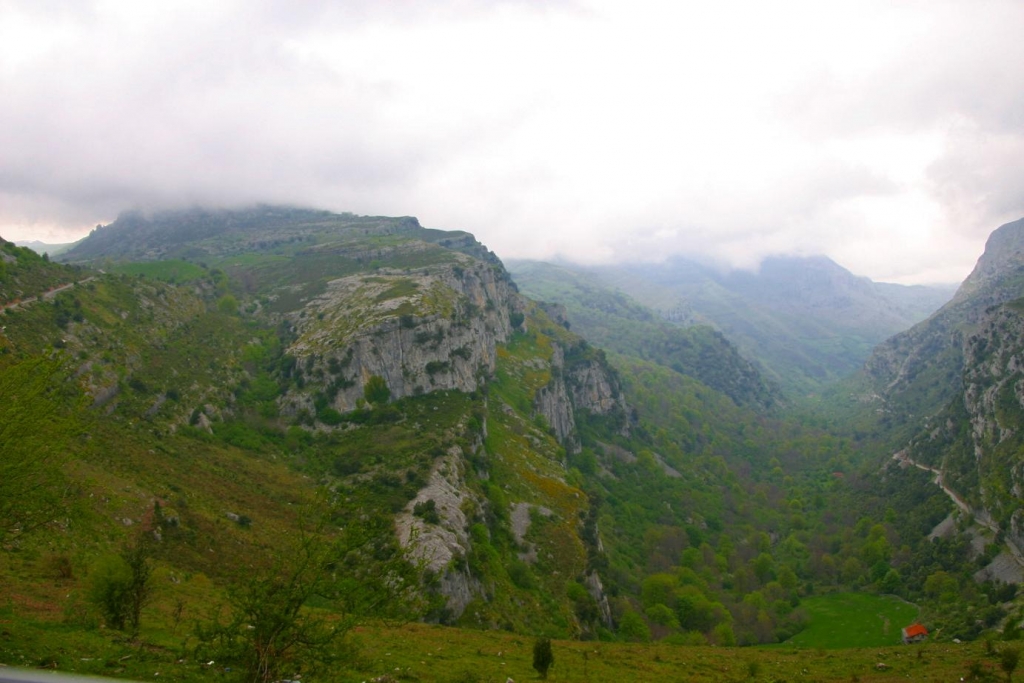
[954,217,1024,302]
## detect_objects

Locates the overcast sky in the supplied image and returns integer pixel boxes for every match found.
[2,0,1023,284]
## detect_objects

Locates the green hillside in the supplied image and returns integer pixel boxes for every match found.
[2,207,1022,683]
[514,255,951,399]
[507,260,780,410]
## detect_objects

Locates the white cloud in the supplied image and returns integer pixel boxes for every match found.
[0,0,1021,284]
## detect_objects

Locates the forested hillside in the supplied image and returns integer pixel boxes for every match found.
[507,260,780,410]
[512,250,1017,643]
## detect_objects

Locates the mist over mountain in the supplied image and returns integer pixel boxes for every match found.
[506,260,781,411]
[511,254,953,398]
[14,239,77,257]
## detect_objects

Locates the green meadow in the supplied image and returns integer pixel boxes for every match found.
[779,592,921,649]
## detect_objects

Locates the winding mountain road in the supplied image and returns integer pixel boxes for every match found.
[894,450,1024,571]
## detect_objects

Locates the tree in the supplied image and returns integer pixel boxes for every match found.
[363,374,390,406]
[532,637,554,679]
[197,493,418,683]
[0,357,78,543]
[618,610,651,643]
[878,568,902,594]
[122,537,154,634]
[88,536,154,634]
[217,294,239,314]
[1001,647,1020,683]
[89,554,133,630]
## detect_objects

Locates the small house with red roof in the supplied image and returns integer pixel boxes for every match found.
[901,623,928,644]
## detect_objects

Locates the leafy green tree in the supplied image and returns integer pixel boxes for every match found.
[878,568,902,594]
[89,554,133,630]
[363,374,390,405]
[752,552,776,584]
[640,572,677,609]
[122,538,154,634]
[711,621,737,646]
[532,637,554,679]
[88,537,153,634]
[924,570,958,602]
[618,610,651,642]
[217,294,239,314]
[1001,647,1020,682]
[645,603,680,629]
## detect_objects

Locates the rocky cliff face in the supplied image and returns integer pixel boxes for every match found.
[862,218,1024,429]
[860,219,1024,580]
[909,302,1024,510]
[268,240,622,629]
[898,299,1024,575]
[533,342,631,452]
[279,255,518,415]
[395,445,485,619]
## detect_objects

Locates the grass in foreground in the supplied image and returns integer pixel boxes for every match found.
[345,622,1000,682]
[1,613,1003,683]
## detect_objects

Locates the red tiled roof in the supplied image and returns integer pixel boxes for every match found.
[903,624,928,637]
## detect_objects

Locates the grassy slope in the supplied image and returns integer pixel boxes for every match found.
[1,617,998,683]
[345,622,992,682]
[0,254,606,668]
[779,593,920,649]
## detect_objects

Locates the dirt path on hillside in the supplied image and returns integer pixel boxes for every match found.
[0,277,96,315]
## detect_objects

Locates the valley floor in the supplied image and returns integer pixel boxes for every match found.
[345,623,998,682]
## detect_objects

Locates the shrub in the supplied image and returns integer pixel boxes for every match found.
[317,407,344,426]
[88,540,152,634]
[363,375,390,405]
[532,637,554,679]
[508,560,536,590]
[47,553,74,580]
[425,360,450,376]
[413,500,440,524]
[217,294,239,314]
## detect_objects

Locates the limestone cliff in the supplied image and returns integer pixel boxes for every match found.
[862,218,1024,428]
[901,299,1024,574]
[533,340,631,452]
[270,241,618,630]
[279,253,518,415]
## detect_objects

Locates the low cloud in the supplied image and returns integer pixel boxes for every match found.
[1,0,1021,283]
